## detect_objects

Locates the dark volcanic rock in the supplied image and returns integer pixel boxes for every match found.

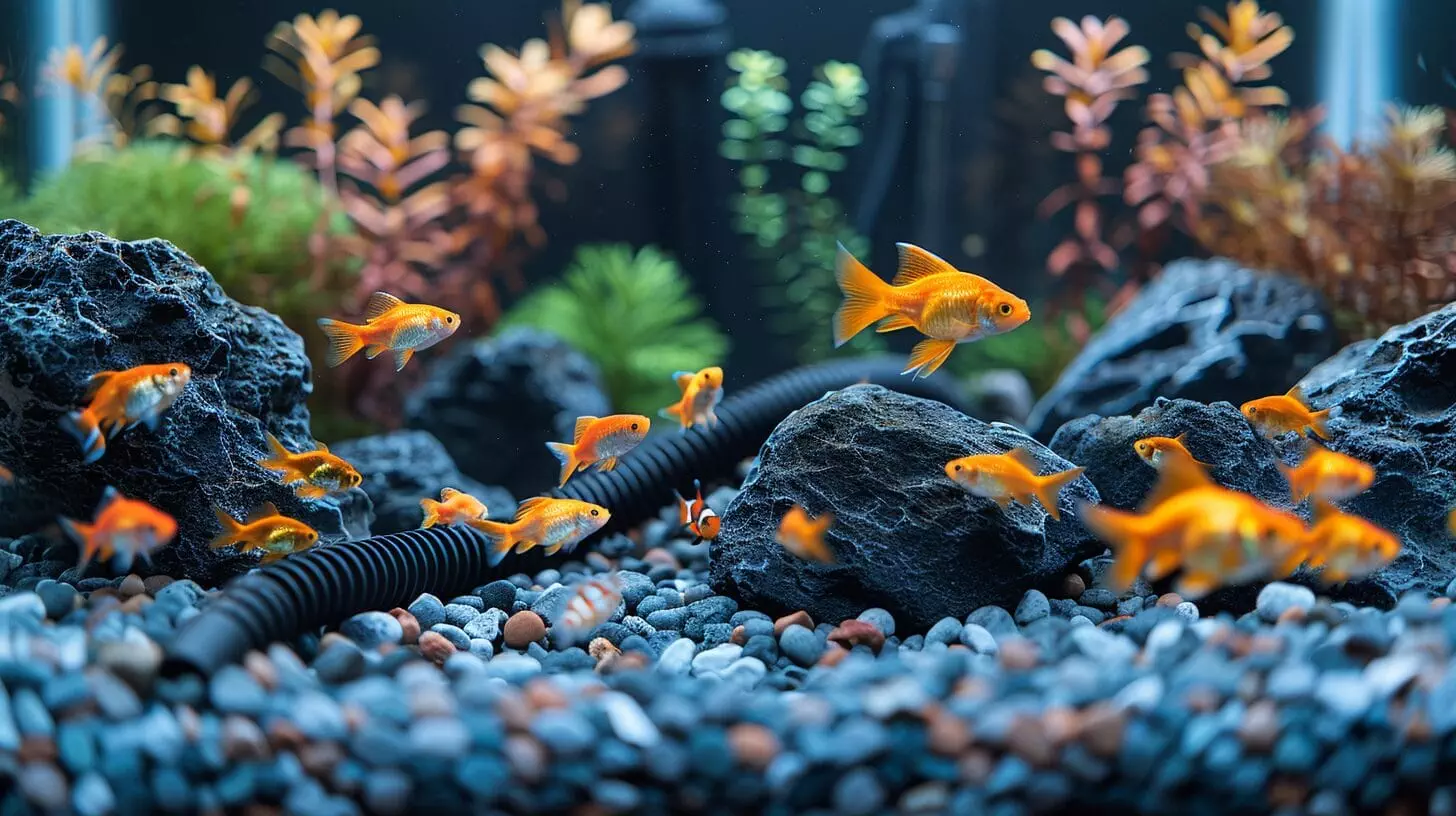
[0,220,368,585]
[331,430,515,535]
[1049,398,1293,512]
[1026,258,1338,440]
[712,385,1102,631]
[404,328,610,498]
[1294,302,1456,598]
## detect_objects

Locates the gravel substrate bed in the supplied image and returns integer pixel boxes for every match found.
[5,503,1456,815]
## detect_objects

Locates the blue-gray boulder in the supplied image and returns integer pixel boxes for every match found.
[711,385,1102,631]
[330,430,515,535]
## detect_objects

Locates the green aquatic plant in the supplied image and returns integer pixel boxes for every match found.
[721,49,877,362]
[501,244,729,415]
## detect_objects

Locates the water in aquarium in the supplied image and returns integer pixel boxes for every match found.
[0,0,1454,813]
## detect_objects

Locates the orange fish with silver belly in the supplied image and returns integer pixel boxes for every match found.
[833,242,1030,379]
[316,291,460,372]
[210,503,320,565]
[59,487,178,570]
[545,573,625,648]
[1241,385,1334,440]
[471,497,611,566]
[674,479,720,544]
[661,367,724,431]
[1277,445,1375,504]
[1134,434,1212,474]
[60,363,192,464]
[944,448,1084,522]
[257,432,363,500]
[1273,499,1400,585]
[546,414,651,487]
[420,488,492,529]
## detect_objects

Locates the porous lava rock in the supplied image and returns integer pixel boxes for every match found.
[0,220,368,585]
[1026,258,1338,440]
[712,385,1102,631]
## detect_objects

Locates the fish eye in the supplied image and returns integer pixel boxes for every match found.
[1247,406,1258,414]
[631,423,639,431]
[169,367,179,376]
[953,464,962,471]
[590,509,599,516]
[445,316,454,325]
[998,302,1013,316]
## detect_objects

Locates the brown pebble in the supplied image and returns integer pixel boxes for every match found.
[1238,699,1279,752]
[319,632,353,652]
[87,587,120,603]
[525,679,569,710]
[142,574,174,594]
[241,806,281,816]
[773,610,814,636]
[924,705,971,755]
[17,736,57,763]
[958,749,994,784]
[642,548,681,569]
[117,574,146,598]
[1006,714,1055,766]
[587,638,620,662]
[1098,615,1131,628]
[730,625,747,646]
[1062,573,1086,598]
[827,620,885,653]
[1267,778,1308,809]
[503,611,546,649]
[998,639,1040,670]
[389,608,420,645]
[418,631,456,664]
[1041,707,1080,745]
[1156,593,1183,608]
[817,643,849,668]
[244,651,278,690]
[599,652,650,674]
[221,715,271,761]
[297,741,343,778]
[1079,703,1125,757]
[118,594,153,614]
[727,723,780,770]
[266,719,305,751]
[1277,605,1307,625]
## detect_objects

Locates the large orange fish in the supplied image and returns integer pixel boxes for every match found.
[674,479,720,544]
[545,414,650,487]
[59,487,177,569]
[1241,385,1333,440]
[833,242,1030,378]
[210,503,320,564]
[258,432,363,500]
[660,367,724,431]
[545,573,625,648]
[472,497,610,566]
[420,487,492,529]
[1134,434,1211,473]
[316,291,460,371]
[1277,445,1375,503]
[60,363,192,464]
[776,505,835,564]
[1272,500,1399,584]
[944,448,1084,522]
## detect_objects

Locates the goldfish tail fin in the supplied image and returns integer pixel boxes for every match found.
[420,498,440,528]
[545,441,579,488]
[833,242,894,347]
[1035,466,1085,522]
[470,519,516,566]
[902,338,958,379]
[1080,502,1150,592]
[658,403,682,420]
[60,410,105,464]
[209,507,245,549]
[316,318,366,367]
[1309,407,1333,439]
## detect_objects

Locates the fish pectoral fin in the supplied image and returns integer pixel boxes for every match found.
[902,338,958,379]
[989,494,1014,509]
[1145,549,1182,580]
[294,484,328,500]
[512,539,539,554]
[874,314,916,333]
[542,542,564,556]
[596,457,619,472]
[393,347,415,371]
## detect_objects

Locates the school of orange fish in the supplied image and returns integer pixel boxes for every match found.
[6,240,1452,622]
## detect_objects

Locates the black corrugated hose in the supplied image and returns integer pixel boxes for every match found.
[162,358,966,677]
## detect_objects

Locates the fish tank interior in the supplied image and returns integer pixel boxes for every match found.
[0,0,1455,813]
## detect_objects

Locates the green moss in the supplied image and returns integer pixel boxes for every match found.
[501,244,729,415]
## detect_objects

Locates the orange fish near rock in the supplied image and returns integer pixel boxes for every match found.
[210,503,320,564]
[1241,385,1333,440]
[316,291,460,372]
[944,448,1084,522]
[833,242,1030,378]
[776,505,835,564]
[546,414,650,487]
[59,487,177,569]
[472,497,610,566]
[1276,500,1399,584]
[1134,434,1211,473]
[1278,445,1375,503]
[661,367,724,431]
[420,487,492,529]
[258,433,363,500]
[0,463,12,485]
[674,479,720,544]
[61,363,192,464]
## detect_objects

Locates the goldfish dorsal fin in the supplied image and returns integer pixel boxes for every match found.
[363,291,405,322]
[1005,447,1039,471]
[1284,383,1308,405]
[313,440,330,454]
[440,487,461,500]
[83,371,117,401]
[892,243,955,286]
[1141,454,1214,510]
[247,502,281,522]
[1173,432,1188,445]
[672,371,696,392]
[573,416,598,444]
[514,496,552,521]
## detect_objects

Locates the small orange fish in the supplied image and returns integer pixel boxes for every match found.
[545,414,650,487]
[0,463,12,485]
[59,487,177,569]
[61,363,192,464]
[316,291,460,371]
[1276,500,1399,584]
[1277,445,1375,503]
[210,503,320,564]
[472,497,610,566]
[1449,508,1456,537]
[258,432,363,500]
[420,487,491,529]
[1133,434,1211,473]
[776,505,835,563]
[674,479,720,543]
[833,242,1030,378]
[944,448,1084,522]
[1241,385,1333,440]
[660,367,724,431]
[547,573,625,647]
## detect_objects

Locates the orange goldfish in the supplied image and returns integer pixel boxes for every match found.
[1450,508,1456,537]
[472,497,610,566]
[1134,434,1211,473]
[420,487,492,529]
[775,505,835,563]
[210,503,320,564]
[545,414,650,487]
[944,448,1084,522]
[1241,385,1333,440]
[59,487,177,569]
[833,242,1030,378]
[661,367,724,431]
[0,463,12,485]
[546,573,625,647]
[258,433,363,500]
[1277,445,1375,503]
[316,291,460,372]
[1275,500,1399,584]
[674,478,720,543]
[60,363,192,464]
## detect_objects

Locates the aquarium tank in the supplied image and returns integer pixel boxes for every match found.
[0,0,1454,812]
